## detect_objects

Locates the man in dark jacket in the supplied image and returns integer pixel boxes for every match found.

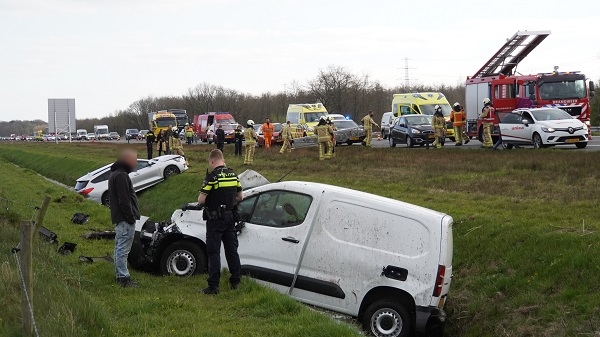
[108,149,141,287]
[215,124,225,152]
[145,130,156,159]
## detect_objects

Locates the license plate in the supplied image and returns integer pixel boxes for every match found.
[349,137,359,141]
[428,134,435,139]
[565,138,579,143]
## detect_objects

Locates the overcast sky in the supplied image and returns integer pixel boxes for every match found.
[1,0,599,121]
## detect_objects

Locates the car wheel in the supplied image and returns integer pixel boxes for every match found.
[362,300,411,337]
[163,165,180,179]
[506,144,514,150]
[449,137,455,142]
[101,192,110,207]
[532,133,543,149]
[347,140,353,146]
[389,136,396,148]
[406,137,414,148]
[159,241,206,276]
[576,142,587,149]
[383,130,388,140]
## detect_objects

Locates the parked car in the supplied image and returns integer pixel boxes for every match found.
[498,108,589,149]
[43,134,56,142]
[129,170,453,337]
[389,115,435,148]
[139,130,149,139]
[108,132,121,140]
[74,155,188,206]
[332,120,365,146]
[327,114,347,122]
[380,112,395,139]
[125,129,141,141]
[257,123,284,147]
[207,124,237,144]
[86,133,96,141]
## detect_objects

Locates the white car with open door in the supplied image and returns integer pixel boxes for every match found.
[129,171,453,337]
[498,108,589,149]
[74,155,188,206]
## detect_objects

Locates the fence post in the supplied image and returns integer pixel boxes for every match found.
[33,195,51,235]
[20,221,33,335]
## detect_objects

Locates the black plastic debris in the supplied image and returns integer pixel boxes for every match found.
[58,242,77,255]
[39,226,58,243]
[82,230,116,240]
[78,254,113,263]
[71,213,90,225]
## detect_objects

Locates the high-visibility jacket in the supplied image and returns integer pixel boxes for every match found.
[450,110,466,127]
[185,126,194,137]
[262,123,274,136]
[361,115,377,130]
[281,125,293,140]
[315,125,330,142]
[480,106,495,124]
[244,127,257,145]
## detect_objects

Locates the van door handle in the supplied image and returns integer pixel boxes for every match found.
[282,237,299,244]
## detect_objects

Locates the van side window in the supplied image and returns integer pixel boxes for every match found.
[238,191,312,228]
[400,106,411,115]
[287,112,299,124]
[412,105,421,114]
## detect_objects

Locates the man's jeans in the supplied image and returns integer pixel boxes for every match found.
[114,221,135,278]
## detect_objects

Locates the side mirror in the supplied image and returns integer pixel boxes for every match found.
[400,123,406,128]
[590,81,595,97]
[522,119,530,126]
[528,83,535,96]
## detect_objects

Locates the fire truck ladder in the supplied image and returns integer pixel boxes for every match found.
[472,30,551,78]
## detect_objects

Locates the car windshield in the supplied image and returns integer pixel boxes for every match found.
[419,104,451,117]
[273,124,283,132]
[335,121,358,129]
[219,124,236,131]
[97,129,109,134]
[127,129,139,133]
[303,112,328,123]
[531,109,574,121]
[539,79,586,100]
[155,118,176,127]
[406,116,432,125]
[218,118,236,125]
[110,132,119,136]
[176,117,188,125]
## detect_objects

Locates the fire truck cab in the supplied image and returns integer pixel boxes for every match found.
[465,30,595,141]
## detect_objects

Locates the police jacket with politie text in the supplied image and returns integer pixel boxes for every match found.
[108,161,140,225]
[199,166,242,212]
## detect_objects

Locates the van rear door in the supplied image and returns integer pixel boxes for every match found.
[431,215,453,309]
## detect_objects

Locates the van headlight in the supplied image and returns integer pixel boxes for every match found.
[541,127,555,133]
[411,128,421,134]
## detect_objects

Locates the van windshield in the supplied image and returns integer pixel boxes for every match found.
[155,118,176,127]
[217,118,236,125]
[303,112,328,123]
[419,104,452,117]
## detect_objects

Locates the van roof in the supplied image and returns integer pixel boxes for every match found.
[392,92,447,100]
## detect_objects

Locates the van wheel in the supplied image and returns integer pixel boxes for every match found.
[362,300,411,337]
[159,241,206,276]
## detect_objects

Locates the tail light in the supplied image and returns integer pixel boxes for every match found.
[79,187,94,196]
[433,265,446,297]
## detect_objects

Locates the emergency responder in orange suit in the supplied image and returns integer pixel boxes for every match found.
[450,102,469,146]
[243,120,258,165]
[261,118,274,149]
[361,110,379,147]
[480,98,494,148]
[280,121,293,154]
[431,105,447,149]
[169,126,189,166]
[315,117,332,160]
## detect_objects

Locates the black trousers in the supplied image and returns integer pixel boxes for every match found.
[216,141,224,152]
[206,216,241,289]
[146,143,153,159]
[187,136,193,145]
[234,139,242,156]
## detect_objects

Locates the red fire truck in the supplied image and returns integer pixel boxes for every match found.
[465,30,595,141]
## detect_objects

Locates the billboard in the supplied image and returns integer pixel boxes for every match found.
[47,98,76,134]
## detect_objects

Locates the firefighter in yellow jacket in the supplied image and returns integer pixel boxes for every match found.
[279,121,293,154]
[315,117,332,160]
[243,120,258,165]
[169,126,189,166]
[361,110,379,147]
[431,105,447,149]
[479,98,494,148]
[450,102,470,146]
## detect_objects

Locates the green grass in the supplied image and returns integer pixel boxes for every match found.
[0,155,360,337]
[1,141,600,336]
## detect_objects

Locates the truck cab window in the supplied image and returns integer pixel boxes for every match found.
[238,191,312,228]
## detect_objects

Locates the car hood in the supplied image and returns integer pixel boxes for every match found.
[410,124,433,131]
[538,119,584,129]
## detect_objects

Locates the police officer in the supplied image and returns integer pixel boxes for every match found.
[197,149,243,295]
[145,129,156,159]
[234,124,243,156]
[215,124,225,152]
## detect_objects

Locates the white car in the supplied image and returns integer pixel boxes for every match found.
[129,170,453,337]
[86,133,96,141]
[499,108,589,149]
[327,114,347,122]
[75,155,188,206]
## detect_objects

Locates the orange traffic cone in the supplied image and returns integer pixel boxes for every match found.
[377,134,382,141]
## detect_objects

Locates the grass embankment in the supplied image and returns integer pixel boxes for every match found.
[1,142,600,336]
[0,155,360,336]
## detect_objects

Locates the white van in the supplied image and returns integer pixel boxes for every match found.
[380,112,396,139]
[130,171,453,337]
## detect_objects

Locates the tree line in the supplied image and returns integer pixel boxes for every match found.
[2,66,599,136]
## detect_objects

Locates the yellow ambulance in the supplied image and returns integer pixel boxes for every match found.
[391,92,455,139]
[286,103,329,137]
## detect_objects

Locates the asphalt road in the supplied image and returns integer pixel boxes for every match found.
[101,137,600,151]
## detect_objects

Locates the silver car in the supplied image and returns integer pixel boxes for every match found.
[75,155,188,206]
[332,120,366,146]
